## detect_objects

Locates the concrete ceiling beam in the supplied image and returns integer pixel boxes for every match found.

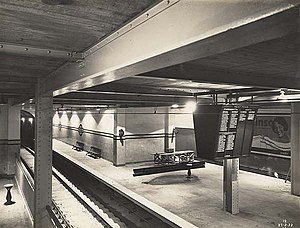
[141,63,300,89]
[42,1,299,96]
[0,42,83,60]
[80,83,193,96]
[0,76,37,84]
[55,91,194,104]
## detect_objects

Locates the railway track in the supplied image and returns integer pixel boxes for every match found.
[53,151,172,228]
[20,148,123,228]
[20,147,174,228]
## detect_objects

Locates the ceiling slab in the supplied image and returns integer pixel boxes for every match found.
[0,0,160,103]
[43,1,299,96]
[0,0,159,51]
[0,1,299,106]
[142,34,299,89]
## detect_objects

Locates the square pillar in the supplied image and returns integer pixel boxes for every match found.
[164,107,170,151]
[223,158,239,214]
[113,108,126,166]
[290,10,300,196]
[34,81,53,228]
[291,103,300,196]
[0,102,21,177]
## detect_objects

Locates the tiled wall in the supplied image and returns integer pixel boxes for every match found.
[53,110,115,161]
[52,107,169,163]
[124,107,167,163]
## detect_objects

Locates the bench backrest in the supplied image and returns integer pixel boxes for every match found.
[90,146,101,153]
[76,141,85,148]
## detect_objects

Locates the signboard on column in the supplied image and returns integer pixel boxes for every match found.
[193,105,258,160]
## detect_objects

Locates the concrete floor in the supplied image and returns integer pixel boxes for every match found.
[53,139,300,228]
[0,178,32,228]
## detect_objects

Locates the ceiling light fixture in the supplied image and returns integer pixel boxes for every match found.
[278,90,285,99]
[185,101,197,113]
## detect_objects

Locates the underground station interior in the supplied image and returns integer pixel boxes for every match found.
[0,1,300,228]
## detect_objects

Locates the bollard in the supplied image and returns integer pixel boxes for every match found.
[186,163,193,179]
[4,184,15,205]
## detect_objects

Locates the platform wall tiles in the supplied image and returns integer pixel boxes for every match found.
[122,107,167,163]
[53,110,115,161]
[52,107,169,164]
[0,105,20,176]
[168,108,194,150]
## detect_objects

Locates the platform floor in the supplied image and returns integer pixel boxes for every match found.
[0,178,32,228]
[53,139,300,228]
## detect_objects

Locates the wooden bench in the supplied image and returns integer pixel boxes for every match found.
[72,141,85,151]
[151,150,194,165]
[86,146,102,159]
[133,161,205,177]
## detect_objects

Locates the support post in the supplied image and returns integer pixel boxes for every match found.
[291,103,300,196]
[34,81,53,228]
[290,8,300,196]
[164,107,170,152]
[223,158,239,214]
[0,101,21,177]
[113,108,126,166]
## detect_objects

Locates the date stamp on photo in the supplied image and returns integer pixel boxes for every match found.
[278,219,294,227]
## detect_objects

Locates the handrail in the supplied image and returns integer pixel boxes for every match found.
[46,205,63,228]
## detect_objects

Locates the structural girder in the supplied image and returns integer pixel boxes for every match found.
[42,1,299,96]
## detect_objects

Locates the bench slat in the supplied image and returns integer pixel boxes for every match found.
[86,146,101,159]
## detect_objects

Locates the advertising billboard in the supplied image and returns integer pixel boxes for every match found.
[251,114,291,157]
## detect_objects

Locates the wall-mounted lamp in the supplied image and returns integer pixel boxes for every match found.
[171,104,179,109]
[21,117,25,122]
[278,90,286,99]
[28,117,33,124]
[185,101,197,113]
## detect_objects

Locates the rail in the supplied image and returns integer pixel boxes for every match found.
[46,205,64,228]
[20,146,73,228]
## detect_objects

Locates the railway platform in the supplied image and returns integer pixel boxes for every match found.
[0,178,32,228]
[53,139,300,228]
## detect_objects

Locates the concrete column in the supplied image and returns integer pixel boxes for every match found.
[223,158,239,214]
[164,107,170,151]
[290,11,300,196]
[291,103,300,196]
[34,81,53,228]
[113,108,126,166]
[0,102,21,177]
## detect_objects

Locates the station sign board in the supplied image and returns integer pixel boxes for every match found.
[193,105,258,160]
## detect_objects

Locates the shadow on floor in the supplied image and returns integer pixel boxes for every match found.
[4,201,16,205]
[142,174,200,185]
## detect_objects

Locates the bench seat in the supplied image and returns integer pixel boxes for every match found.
[72,141,85,151]
[86,146,102,159]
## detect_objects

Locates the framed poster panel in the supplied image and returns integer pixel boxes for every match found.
[251,113,291,158]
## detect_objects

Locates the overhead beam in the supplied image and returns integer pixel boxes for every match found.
[0,76,36,84]
[0,83,34,90]
[81,83,193,96]
[194,88,275,96]
[78,90,192,98]
[53,99,176,107]
[0,89,34,95]
[0,43,82,60]
[42,1,299,96]
[55,91,194,104]
[141,64,300,89]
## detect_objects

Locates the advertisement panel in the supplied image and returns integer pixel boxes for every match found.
[251,114,291,157]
